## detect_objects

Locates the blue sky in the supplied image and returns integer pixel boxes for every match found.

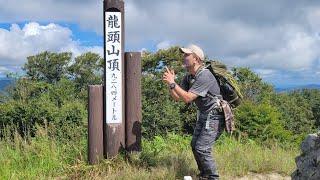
[0,0,319,88]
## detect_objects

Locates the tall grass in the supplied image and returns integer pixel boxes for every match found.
[0,125,86,179]
[215,135,297,177]
[0,126,299,180]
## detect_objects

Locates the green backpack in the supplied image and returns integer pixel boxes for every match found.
[204,60,243,108]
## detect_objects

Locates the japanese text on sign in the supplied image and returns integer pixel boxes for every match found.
[105,12,122,124]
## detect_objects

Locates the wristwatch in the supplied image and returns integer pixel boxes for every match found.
[169,82,176,90]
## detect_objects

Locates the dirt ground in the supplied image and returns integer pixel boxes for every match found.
[227,172,291,180]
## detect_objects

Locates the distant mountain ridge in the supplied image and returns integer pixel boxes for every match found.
[275,84,320,92]
[0,78,14,92]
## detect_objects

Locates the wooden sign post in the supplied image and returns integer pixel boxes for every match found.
[88,85,104,165]
[103,0,125,158]
[125,52,142,152]
[88,0,141,164]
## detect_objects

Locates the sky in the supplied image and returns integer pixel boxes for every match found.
[0,0,320,87]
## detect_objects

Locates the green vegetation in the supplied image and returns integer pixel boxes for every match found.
[0,130,298,179]
[0,47,319,179]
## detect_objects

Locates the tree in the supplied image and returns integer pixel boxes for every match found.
[235,100,292,143]
[0,77,86,139]
[141,47,190,138]
[270,91,316,143]
[67,52,104,92]
[299,89,320,128]
[23,51,72,83]
[231,67,274,103]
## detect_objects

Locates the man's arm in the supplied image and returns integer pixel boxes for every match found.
[171,83,198,103]
[169,87,180,101]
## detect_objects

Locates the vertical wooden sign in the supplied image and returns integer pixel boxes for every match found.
[103,0,125,158]
[105,11,122,124]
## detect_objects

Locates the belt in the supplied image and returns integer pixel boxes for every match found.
[197,107,224,118]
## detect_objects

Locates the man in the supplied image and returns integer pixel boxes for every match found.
[162,44,225,180]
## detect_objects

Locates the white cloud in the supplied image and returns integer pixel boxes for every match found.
[0,0,102,33]
[0,65,22,78]
[232,29,320,71]
[156,40,171,50]
[254,69,276,77]
[1,0,320,85]
[123,0,320,87]
[307,8,320,32]
[0,22,103,67]
[125,1,320,72]
[0,66,9,77]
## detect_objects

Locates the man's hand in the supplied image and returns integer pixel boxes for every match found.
[162,66,175,85]
[163,66,198,103]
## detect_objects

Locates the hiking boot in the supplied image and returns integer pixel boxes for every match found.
[199,176,211,180]
[199,174,219,180]
[196,173,205,180]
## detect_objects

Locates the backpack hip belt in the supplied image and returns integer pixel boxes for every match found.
[207,93,223,113]
[206,93,235,133]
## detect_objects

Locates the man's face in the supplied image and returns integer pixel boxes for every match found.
[183,53,196,72]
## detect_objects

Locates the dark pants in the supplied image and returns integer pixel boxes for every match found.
[191,108,225,179]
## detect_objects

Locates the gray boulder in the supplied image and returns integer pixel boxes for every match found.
[292,131,320,180]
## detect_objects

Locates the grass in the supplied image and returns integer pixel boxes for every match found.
[215,136,297,177]
[0,127,299,180]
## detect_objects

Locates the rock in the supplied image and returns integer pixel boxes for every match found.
[301,133,319,154]
[292,132,320,180]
